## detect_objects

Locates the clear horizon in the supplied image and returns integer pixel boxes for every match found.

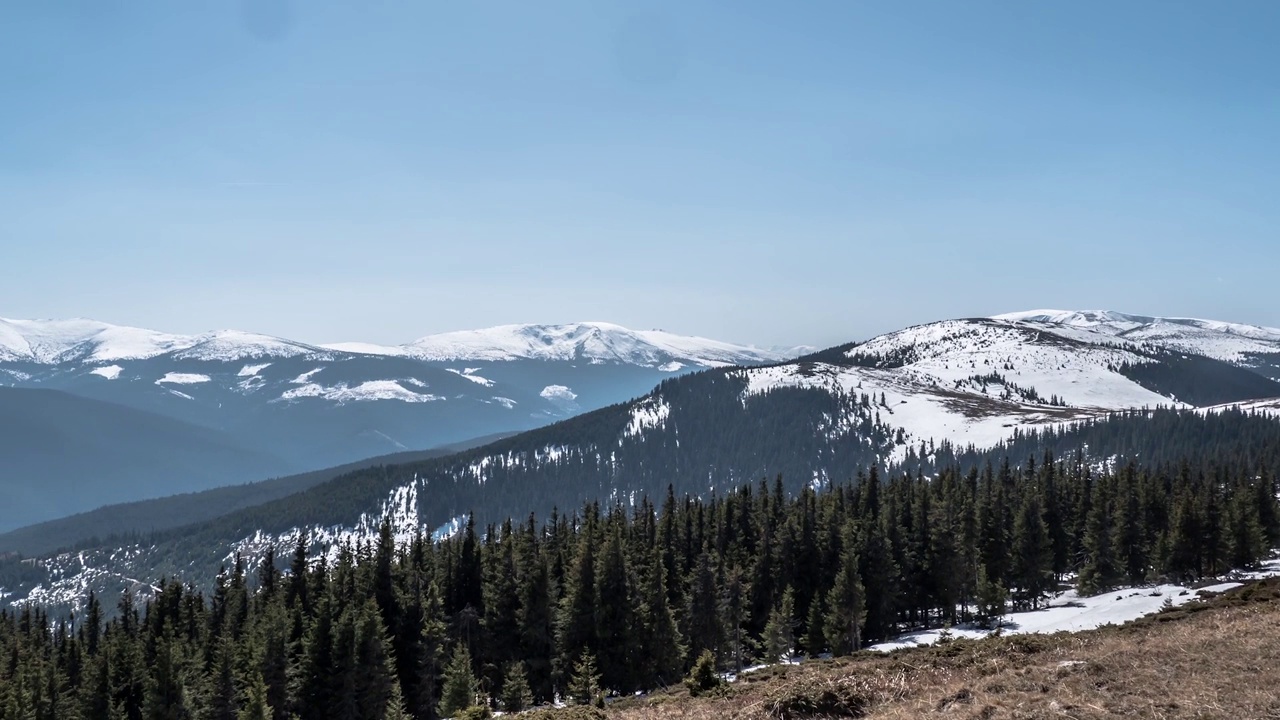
[4,1,1278,349]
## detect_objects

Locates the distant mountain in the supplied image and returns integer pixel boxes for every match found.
[324,321,793,367]
[994,310,1280,381]
[0,387,292,532]
[0,317,801,483]
[6,312,1279,614]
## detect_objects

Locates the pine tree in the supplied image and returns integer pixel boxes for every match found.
[682,650,722,697]
[684,552,722,663]
[554,525,597,689]
[1009,492,1052,609]
[803,594,826,658]
[142,632,189,720]
[638,547,685,688]
[761,587,796,663]
[437,646,480,719]
[236,676,271,720]
[566,650,601,707]
[974,565,1006,629]
[1078,485,1118,595]
[823,547,866,656]
[499,662,533,713]
[593,530,638,692]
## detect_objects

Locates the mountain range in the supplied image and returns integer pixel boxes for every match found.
[0,319,801,530]
[2,309,1279,614]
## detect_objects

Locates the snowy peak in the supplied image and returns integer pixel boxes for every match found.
[333,322,797,368]
[0,318,191,363]
[995,309,1280,372]
[0,318,790,369]
[736,314,1280,463]
[172,330,330,362]
[0,318,330,364]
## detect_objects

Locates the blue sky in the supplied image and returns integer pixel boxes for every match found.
[2,1,1278,348]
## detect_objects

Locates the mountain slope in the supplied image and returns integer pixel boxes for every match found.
[0,432,515,557]
[995,309,1280,380]
[0,388,293,532]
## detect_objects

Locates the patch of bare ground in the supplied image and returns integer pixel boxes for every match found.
[600,579,1280,720]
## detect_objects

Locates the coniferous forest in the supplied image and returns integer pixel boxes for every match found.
[2,445,1278,720]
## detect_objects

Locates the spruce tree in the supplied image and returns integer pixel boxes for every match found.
[761,587,796,663]
[1009,492,1052,609]
[803,594,826,658]
[638,547,685,688]
[499,662,533,713]
[684,552,722,664]
[974,565,1006,628]
[437,646,480,719]
[593,531,638,692]
[823,546,866,656]
[566,650,601,707]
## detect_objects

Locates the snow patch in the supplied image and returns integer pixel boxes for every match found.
[155,372,210,385]
[238,363,271,377]
[625,397,670,437]
[90,365,123,380]
[540,384,578,402]
[446,367,495,387]
[279,380,443,404]
[291,368,323,384]
[869,560,1280,653]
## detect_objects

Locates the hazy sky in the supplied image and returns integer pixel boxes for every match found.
[3,1,1278,349]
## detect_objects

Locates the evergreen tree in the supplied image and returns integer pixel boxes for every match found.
[823,546,866,656]
[1009,491,1052,609]
[974,565,1006,628]
[499,663,533,713]
[566,650,602,707]
[637,547,685,688]
[803,594,826,658]
[437,646,480,719]
[761,587,797,663]
[684,552,722,664]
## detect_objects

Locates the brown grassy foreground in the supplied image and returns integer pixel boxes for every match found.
[569,579,1280,720]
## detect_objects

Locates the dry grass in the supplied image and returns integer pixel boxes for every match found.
[602,579,1280,720]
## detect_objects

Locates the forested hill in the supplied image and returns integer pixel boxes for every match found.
[1,424,1277,720]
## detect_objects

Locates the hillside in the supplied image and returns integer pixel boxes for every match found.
[0,432,515,557]
[995,309,1280,381]
[608,579,1280,720]
[0,387,293,532]
[2,448,1276,720]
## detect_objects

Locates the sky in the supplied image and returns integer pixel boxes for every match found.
[2,0,1278,350]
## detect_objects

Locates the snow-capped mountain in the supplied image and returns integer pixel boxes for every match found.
[324,321,792,369]
[0,317,801,528]
[994,310,1280,380]
[0,318,792,369]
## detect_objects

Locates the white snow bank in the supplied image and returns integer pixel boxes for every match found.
[155,372,210,385]
[90,365,123,380]
[238,363,271,377]
[870,558,1280,652]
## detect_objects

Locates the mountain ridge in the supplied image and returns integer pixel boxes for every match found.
[0,317,800,367]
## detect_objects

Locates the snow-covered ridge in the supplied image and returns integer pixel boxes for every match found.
[326,321,799,368]
[737,316,1211,462]
[996,309,1280,365]
[0,317,796,369]
[0,318,330,364]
